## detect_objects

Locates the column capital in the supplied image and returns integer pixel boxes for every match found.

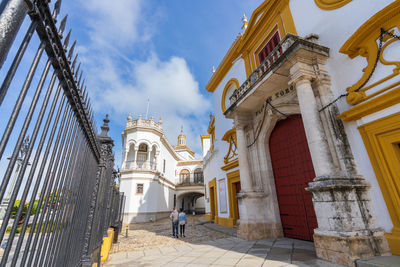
[289,61,315,87]
[233,113,251,130]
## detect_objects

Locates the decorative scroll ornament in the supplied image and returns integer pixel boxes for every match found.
[314,0,352,10]
[222,129,238,164]
[339,1,400,105]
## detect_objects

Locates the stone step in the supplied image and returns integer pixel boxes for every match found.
[356,255,400,267]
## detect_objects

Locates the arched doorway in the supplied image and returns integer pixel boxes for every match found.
[269,114,317,241]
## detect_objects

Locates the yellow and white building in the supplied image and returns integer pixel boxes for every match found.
[201,1,400,265]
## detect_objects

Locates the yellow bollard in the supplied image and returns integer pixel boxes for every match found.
[100,228,115,262]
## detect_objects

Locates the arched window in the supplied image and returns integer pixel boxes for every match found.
[179,169,190,184]
[137,143,148,168]
[194,168,203,183]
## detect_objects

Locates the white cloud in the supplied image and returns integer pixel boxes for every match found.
[86,53,211,153]
[81,0,146,47]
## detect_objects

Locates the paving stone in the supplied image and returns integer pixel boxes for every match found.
[170,256,196,263]
[236,257,265,266]
[163,262,186,267]
[159,246,177,255]
[356,255,400,267]
[292,249,317,262]
[190,256,218,265]
[143,248,162,256]
[262,259,291,267]
[266,253,291,263]
[212,256,241,265]
[223,251,245,259]
[174,244,192,252]
[248,248,270,255]
[292,259,345,267]
[126,250,145,258]
[269,247,292,254]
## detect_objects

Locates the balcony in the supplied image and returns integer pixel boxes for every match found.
[123,160,157,171]
[176,181,204,187]
[224,34,329,117]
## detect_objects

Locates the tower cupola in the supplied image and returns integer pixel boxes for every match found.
[178,126,186,146]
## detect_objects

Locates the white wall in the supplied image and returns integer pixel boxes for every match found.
[203,58,247,219]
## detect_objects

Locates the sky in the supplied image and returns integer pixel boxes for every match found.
[57,0,263,166]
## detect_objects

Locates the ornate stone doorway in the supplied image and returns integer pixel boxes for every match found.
[269,114,317,241]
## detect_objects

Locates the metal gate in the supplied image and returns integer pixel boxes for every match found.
[269,114,318,241]
[0,0,124,266]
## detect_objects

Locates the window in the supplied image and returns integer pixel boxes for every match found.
[179,169,190,183]
[138,143,148,152]
[258,31,280,64]
[194,168,204,183]
[163,159,166,173]
[136,183,144,194]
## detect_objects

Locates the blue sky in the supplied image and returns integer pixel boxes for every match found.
[58,0,263,166]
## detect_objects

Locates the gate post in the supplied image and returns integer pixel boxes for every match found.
[81,115,114,266]
[0,0,28,68]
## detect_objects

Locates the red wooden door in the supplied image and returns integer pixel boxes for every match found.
[269,114,318,241]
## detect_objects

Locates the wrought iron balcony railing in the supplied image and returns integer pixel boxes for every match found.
[176,181,204,187]
[228,34,300,110]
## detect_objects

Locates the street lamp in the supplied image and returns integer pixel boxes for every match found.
[0,135,31,220]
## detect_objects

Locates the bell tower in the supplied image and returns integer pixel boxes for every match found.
[177,126,186,146]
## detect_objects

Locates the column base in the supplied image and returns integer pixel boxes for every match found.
[237,222,283,240]
[237,191,283,240]
[314,231,391,267]
[308,175,391,266]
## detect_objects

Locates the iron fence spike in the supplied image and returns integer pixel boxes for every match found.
[53,0,62,19]
[71,54,78,72]
[68,41,76,60]
[79,79,85,93]
[78,71,83,87]
[75,62,81,78]
[59,15,68,35]
[63,30,71,49]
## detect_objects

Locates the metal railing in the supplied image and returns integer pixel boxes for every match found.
[227,34,330,112]
[0,0,123,266]
[228,34,298,109]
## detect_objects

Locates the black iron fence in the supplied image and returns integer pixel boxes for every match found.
[0,0,124,266]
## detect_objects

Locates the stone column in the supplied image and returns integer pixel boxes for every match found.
[133,147,138,169]
[290,62,390,266]
[154,152,159,171]
[122,148,129,169]
[290,66,334,176]
[234,117,252,191]
[233,114,282,240]
[145,149,151,170]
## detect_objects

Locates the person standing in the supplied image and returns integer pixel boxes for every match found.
[178,208,187,237]
[170,207,179,238]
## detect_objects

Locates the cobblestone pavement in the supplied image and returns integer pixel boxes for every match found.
[105,237,345,267]
[106,215,344,266]
[110,215,230,253]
